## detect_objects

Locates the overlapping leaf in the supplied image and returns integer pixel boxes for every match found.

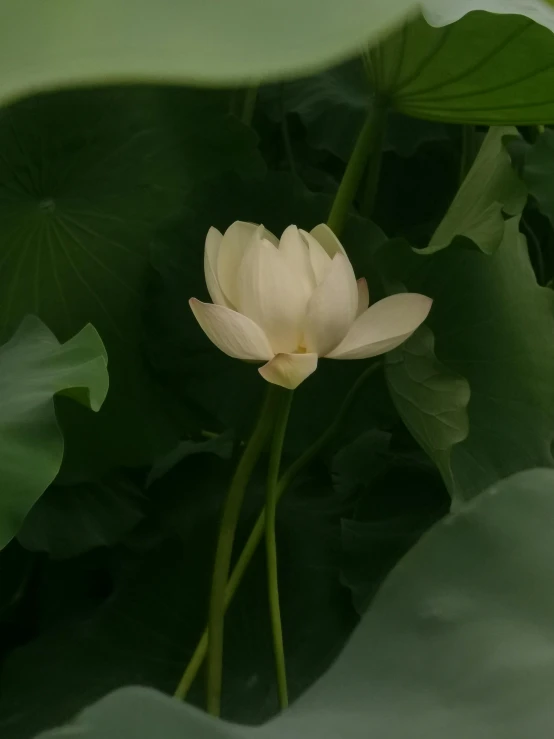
[0,0,419,105]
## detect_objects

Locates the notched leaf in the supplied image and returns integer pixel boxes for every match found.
[425,126,527,255]
[0,316,108,549]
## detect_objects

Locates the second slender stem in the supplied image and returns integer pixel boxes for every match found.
[265,388,294,709]
[205,385,279,716]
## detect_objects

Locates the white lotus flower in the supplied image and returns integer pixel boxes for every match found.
[189,222,432,390]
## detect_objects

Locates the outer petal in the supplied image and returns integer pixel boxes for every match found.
[237,238,308,353]
[259,352,318,390]
[216,221,259,307]
[309,223,348,258]
[279,225,316,298]
[356,277,369,317]
[216,222,278,307]
[304,254,358,356]
[300,229,332,285]
[204,227,227,306]
[327,293,433,360]
[189,298,273,361]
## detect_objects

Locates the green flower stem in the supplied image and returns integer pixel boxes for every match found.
[280,84,298,178]
[359,100,388,219]
[459,125,478,186]
[327,109,375,238]
[241,86,258,127]
[174,362,382,701]
[205,384,280,717]
[265,388,294,709]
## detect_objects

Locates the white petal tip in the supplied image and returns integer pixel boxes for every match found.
[309,223,348,258]
[281,224,299,236]
[311,223,333,238]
